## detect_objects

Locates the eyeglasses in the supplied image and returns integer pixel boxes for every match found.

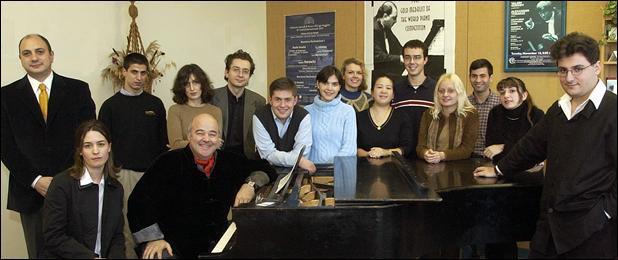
[231,67,250,76]
[557,64,593,77]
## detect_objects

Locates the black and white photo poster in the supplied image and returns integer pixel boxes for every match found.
[367,1,455,82]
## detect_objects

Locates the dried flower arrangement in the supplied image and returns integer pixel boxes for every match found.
[101,1,176,93]
[101,41,176,93]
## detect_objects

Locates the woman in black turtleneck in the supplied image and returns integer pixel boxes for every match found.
[484,77,544,164]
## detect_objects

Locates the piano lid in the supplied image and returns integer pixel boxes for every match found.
[334,156,441,203]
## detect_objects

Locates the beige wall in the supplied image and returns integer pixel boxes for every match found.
[1,1,267,258]
[455,1,605,111]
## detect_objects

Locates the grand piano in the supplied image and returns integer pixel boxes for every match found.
[207,155,543,258]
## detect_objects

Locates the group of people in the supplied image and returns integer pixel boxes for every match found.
[1,30,615,259]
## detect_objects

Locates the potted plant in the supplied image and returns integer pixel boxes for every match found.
[602,1,617,44]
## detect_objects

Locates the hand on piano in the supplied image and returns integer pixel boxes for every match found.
[142,239,173,259]
[234,184,256,207]
[473,166,497,178]
[483,144,504,159]
[299,156,317,174]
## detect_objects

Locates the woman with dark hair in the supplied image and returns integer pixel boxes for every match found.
[42,120,125,258]
[484,77,544,164]
[357,74,413,158]
[305,65,357,163]
[167,64,223,149]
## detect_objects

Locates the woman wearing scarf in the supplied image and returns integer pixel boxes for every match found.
[416,73,479,163]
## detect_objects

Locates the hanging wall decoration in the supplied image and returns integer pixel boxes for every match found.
[101,1,176,93]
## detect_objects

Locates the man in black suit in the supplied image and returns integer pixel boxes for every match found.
[1,34,96,258]
[475,32,616,258]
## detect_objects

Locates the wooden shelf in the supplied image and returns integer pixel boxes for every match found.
[599,9,616,83]
[602,11,617,83]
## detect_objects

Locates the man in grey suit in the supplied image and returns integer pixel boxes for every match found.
[211,50,266,159]
[1,34,96,258]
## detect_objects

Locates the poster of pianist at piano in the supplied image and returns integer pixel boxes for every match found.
[366,1,456,82]
[504,1,566,72]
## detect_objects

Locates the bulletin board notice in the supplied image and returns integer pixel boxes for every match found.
[285,12,335,105]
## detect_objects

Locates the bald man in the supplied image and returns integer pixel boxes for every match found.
[1,34,95,258]
[127,113,276,258]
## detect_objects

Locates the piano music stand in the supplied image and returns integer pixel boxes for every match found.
[258,146,306,206]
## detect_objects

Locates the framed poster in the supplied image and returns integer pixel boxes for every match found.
[285,12,335,105]
[504,1,566,72]
[367,1,456,82]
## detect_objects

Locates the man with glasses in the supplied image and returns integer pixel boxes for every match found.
[474,32,616,258]
[211,50,266,159]
[392,39,437,158]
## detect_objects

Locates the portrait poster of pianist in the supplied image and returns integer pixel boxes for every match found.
[505,1,566,72]
[369,1,455,83]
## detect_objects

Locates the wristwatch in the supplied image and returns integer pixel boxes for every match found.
[246,180,256,189]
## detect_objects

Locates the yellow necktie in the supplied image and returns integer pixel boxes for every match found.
[38,83,48,121]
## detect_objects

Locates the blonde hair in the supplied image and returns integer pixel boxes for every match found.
[341,58,368,91]
[430,73,476,119]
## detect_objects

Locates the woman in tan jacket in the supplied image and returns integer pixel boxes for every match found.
[416,73,479,163]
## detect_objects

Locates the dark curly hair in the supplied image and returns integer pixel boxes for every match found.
[224,49,255,81]
[172,64,214,104]
[549,32,599,65]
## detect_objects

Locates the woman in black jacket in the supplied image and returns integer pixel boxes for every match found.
[484,77,544,164]
[42,120,125,258]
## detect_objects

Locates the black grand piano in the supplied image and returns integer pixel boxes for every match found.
[206,155,543,258]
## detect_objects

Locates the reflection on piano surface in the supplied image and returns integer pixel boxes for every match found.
[205,156,543,258]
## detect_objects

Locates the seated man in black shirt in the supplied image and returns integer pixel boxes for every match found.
[128,113,276,258]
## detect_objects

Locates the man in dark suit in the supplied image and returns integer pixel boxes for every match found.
[1,34,96,258]
[372,1,404,80]
[475,32,616,258]
[211,49,266,160]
